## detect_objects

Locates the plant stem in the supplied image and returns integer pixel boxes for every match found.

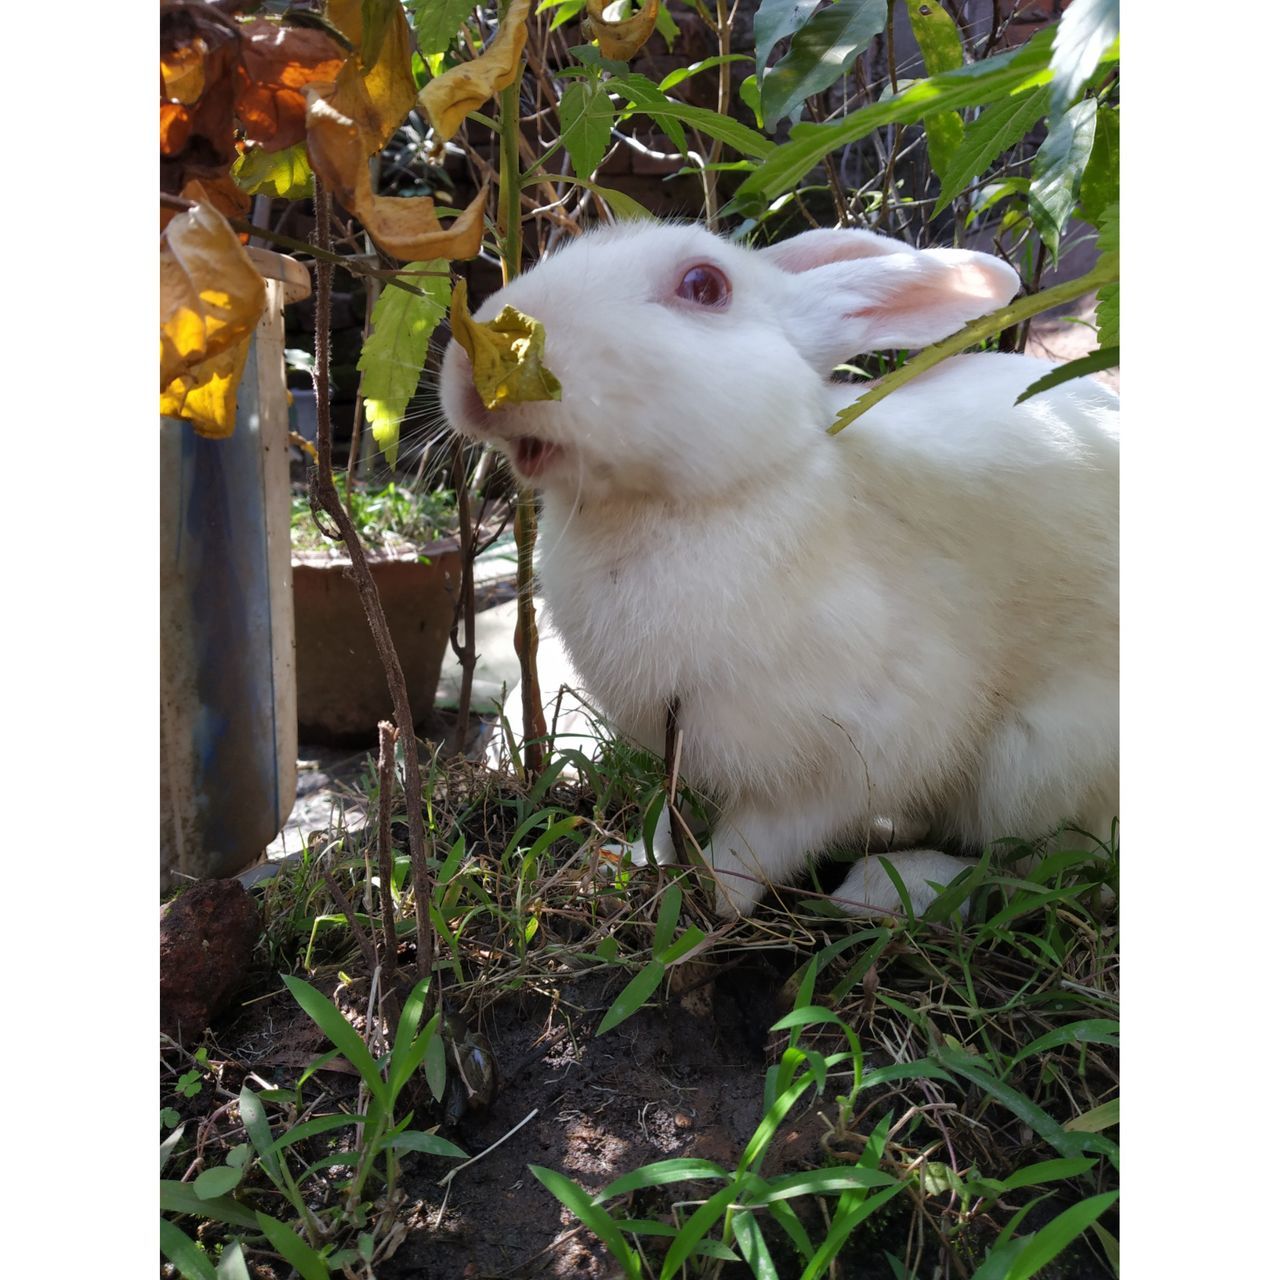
[447,442,479,754]
[498,30,547,779]
[307,180,437,988]
[828,257,1119,435]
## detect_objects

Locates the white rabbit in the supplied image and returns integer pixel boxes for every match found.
[443,223,1118,919]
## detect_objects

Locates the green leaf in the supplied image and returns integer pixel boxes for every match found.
[751,1166,897,1202]
[1014,348,1117,404]
[261,1112,361,1157]
[1050,0,1119,114]
[659,1182,741,1280]
[1096,283,1118,350]
[595,1157,731,1203]
[560,80,615,179]
[760,0,887,131]
[657,924,707,965]
[193,1165,243,1199]
[1007,1018,1120,1065]
[530,1166,643,1279]
[732,1213,779,1280]
[1064,1098,1120,1134]
[653,880,683,953]
[906,0,965,177]
[214,1240,253,1280]
[797,1184,906,1280]
[159,1219,217,1280]
[597,958,665,1035]
[358,260,450,468]
[385,1129,470,1159]
[425,1022,448,1101]
[160,1180,260,1230]
[999,1192,1119,1280]
[408,0,477,58]
[230,143,314,199]
[732,28,1060,216]
[238,1085,283,1186]
[1029,97,1098,259]
[161,1122,187,1172]
[933,86,1050,214]
[755,0,822,78]
[387,977,433,1097]
[254,1212,330,1280]
[281,975,389,1107]
[740,73,763,127]
[657,54,750,94]
[994,1157,1098,1193]
[1079,103,1119,229]
[613,75,775,158]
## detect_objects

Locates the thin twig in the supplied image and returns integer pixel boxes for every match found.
[375,720,400,979]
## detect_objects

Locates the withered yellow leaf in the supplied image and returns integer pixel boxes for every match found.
[449,279,562,410]
[160,202,266,436]
[325,0,417,151]
[306,88,488,260]
[585,0,659,62]
[418,0,531,142]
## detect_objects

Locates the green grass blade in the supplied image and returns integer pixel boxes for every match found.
[657,1183,741,1280]
[798,1183,906,1280]
[1064,1099,1120,1134]
[160,1180,260,1230]
[254,1211,329,1280]
[281,975,388,1106]
[262,1111,361,1158]
[597,959,665,1036]
[385,1130,469,1159]
[1007,1019,1119,1067]
[980,1191,1118,1280]
[214,1239,252,1280]
[654,881,683,953]
[594,1157,731,1203]
[732,1211,780,1280]
[159,1218,217,1280]
[238,1085,283,1185]
[387,977,433,1097]
[529,1165,642,1280]
[193,1165,243,1199]
[751,1166,897,1202]
[993,1157,1098,1193]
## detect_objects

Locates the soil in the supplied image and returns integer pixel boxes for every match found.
[186,941,1110,1280]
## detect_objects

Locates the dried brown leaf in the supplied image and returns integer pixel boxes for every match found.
[325,0,418,152]
[418,0,531,142]
[586,0,659,62]
[234,18,347,150]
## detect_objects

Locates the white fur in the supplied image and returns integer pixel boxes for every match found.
[444,224,1118,918]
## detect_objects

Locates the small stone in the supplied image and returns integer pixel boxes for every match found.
[161,879,261,1042]
[673,1111,695,1130]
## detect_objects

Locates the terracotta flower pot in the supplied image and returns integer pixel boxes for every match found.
[292,538,461,745]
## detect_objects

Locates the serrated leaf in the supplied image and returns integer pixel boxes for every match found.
[1028,97,1098,260]
[409,0,477,58]
[1014,347,1118,403]
[597,958,665,1035]
[1050,0,1119,114]
[933,85,1049,214]
[613,75,774,158]
[560,80,614,178]
[1096,281,1118,348]
[160,1219,217,1280]
[358,260,450,467]
[232,141,315,198]
[906,0,965,177]
[1079,103,1118,228]
[760,0,887,130]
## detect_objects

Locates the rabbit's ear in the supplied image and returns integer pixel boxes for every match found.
[770,236,1021,368]
[757,227,916,272]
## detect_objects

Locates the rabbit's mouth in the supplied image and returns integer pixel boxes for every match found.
[511,435,563,479]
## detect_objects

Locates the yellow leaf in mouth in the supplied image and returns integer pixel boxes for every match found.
[585,0,659,63]
[449,279,562,410]
[417,0,531,142]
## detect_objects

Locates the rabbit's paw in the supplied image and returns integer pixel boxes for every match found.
[832,850,975,919]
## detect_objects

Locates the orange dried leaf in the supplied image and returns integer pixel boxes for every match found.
[161,39,206,105]
[418,0,531,142]
[585,0,659,62]
[160,202,267,437]
[160,4,240,189]
[181,175,252,224]
[325,0,417,152]
[306,89,488,261]
[235,18,347,150]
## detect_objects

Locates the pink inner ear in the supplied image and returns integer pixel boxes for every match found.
[760,228,915,275]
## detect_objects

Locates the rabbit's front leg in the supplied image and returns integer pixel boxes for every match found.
[831,849,976,919]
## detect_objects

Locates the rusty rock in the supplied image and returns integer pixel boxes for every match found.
[161,879,261,1041]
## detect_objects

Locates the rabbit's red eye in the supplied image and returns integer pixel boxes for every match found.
[676,263,730,308]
